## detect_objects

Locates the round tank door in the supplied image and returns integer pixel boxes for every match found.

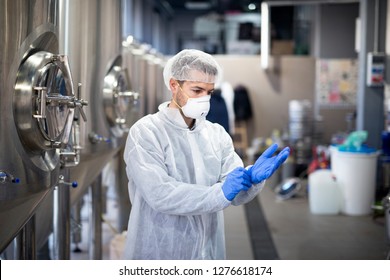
[14,51,81,167]
[103,56,139,138]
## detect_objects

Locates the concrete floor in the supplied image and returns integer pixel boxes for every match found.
[258,185,389,260]
[71,182,389,260]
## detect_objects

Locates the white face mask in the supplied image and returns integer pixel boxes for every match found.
[181,95,211,119]
[174,84,211,119]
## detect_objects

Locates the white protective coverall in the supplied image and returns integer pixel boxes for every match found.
[123,101,265,260]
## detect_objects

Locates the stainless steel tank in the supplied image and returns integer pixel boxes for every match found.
[122,37,144,123]
[61,0,135,259]
[143,48,167,114]
[123,40,150,118]
[145,48,169,114]
[122,38,167,118]
[117,38,167,232]
[29,0,136,259]
[60,0,136,205]
[0,0,83,254]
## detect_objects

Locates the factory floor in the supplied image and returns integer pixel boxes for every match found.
[70,180,389,260]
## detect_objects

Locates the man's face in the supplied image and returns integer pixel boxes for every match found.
[171,79,215,108]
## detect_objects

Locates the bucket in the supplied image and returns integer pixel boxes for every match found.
[331,148,379,216]
[288,100,313,141]
[289,99,312,122]
[308,169,341,215]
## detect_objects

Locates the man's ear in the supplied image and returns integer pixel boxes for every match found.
[169,78,178,92]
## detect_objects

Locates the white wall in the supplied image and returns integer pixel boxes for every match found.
[214,55,353,144]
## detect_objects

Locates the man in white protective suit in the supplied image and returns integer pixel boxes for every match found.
[122,49,290,260]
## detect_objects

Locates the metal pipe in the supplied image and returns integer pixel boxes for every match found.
[13,216,36,260]
[71,199,83,252]
[89,174,103,260]
[53,171,71,260]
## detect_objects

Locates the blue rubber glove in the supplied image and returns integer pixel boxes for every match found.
[248,143,290,184]
[222,167,252,201]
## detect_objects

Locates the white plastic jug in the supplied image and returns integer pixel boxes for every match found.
[308,169,341,215]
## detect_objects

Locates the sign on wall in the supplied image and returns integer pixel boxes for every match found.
[316,59,359,108]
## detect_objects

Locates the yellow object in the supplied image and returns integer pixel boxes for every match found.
[265,137,273,147]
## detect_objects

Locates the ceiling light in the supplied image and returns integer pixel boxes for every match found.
[248,3,256,10]
[261,2,270,69]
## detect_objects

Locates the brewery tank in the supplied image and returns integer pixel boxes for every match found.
[143,48,167,114]
[30,0,136,257]
[144,47,169,114]
[0,0,82,254]
[61,0,136,205]
[64,0,136,258]
[122,38,167,118]
[113,39,167,232]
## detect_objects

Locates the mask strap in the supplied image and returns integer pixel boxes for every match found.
[177,83,191,100]
[171,98,182,109]
[171,82,188,110]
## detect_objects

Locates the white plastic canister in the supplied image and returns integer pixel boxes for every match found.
[331,149,379,216]
[308,169,341,215]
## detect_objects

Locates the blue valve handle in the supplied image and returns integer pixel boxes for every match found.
[98,134,111,143]
[0,171,20,183]
[11,177,20,184]
[63,181,78,188]
[58,175,78,188]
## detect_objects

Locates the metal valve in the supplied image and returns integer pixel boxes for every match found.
[60,83,88,168]
[0,170,20,184]
[58,175,78,188]
[88,132,111,144]
[60,121,82,168]
[34,88,88,121]
[116,90,140,102]
[74,83,88,121]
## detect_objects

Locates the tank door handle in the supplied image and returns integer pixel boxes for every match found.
[33,87,48,119]
[117,90,139,99]
[71,83,88,122]
[60,83,88,168]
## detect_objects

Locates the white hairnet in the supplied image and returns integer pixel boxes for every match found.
[163,49,222,89]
